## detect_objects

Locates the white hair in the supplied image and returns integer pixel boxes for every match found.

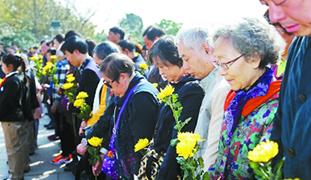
[175,25,210,52]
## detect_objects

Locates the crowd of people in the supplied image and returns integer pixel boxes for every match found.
[0,0,311,179]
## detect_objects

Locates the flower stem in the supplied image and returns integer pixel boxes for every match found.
[168,98,181,132]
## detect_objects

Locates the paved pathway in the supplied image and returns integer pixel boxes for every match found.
[0,106,78,180]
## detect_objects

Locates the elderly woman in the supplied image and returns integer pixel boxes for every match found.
[138,35,204,179]
[208,17,285,179]
[87,53,159,180]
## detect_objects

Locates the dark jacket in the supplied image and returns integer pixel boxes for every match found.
[0,72,24,122]
[270,36,311,179]
[88,73,159,180]
[156,75,204,180]
[132,54,146,71]
[69,58,100,113]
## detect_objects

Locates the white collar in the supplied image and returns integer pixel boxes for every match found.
[5,71,18,78]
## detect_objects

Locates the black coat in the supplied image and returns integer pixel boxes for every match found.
[155,75,204,180]
[0,73,24,122]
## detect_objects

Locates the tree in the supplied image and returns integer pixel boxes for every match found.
[119,13,144,44]
[156,19,183,35]
[0,31,37,50]
[92,29,108,44]
[0,0,97,46]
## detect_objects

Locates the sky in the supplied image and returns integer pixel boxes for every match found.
[66,0,268,33]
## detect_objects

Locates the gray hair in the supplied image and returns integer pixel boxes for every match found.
[99,53,134,82]
[175,25,210,52]
[210,17,285,68]
[93,41,120,60]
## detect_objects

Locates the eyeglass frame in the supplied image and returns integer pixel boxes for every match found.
[213,54,244,70]
[103,78,117,88]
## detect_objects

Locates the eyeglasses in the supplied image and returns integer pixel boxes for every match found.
[213,54,244,70]
[103,78,116,88]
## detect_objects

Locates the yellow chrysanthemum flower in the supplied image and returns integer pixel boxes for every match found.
[176,132,201,159]
[152,83,158,88]
[134,138,149,152]
[43,64,52,71]
[74,99,84,107]
[66,74,74,79]
[62,83,74,90]
[50,55,57,60]
[67,76,75,83]
[76,91,89,99]
[39,59,43,63]
[29,56,38,61]
[139,64,148,70]
[177,132,200,142]
[38,54,43,59]
[157,84,174,100]
[283,178,300,180]
[88,137,103,147]
[46,62,53,66]
[248,140,279,163]
[42,70,47,75]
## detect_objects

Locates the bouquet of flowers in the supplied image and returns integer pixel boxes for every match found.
[61,74,78,103]
[87,136,103,180]
[157,84,208,180]
[74,91,92,121]
[42,56,59,87]
[30,55,43,83]
[138,63,149,76]
[248,140,284,180]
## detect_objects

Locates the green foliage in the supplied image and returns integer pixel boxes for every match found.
[0,31,37,50]
[119,13,144,44]
[76,99,92,121]
[250,157,285,180]
[156,19,183,35]
[92,29,107,44]
[0,0,97,48]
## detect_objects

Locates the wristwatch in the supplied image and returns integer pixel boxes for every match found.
[81,138,87,147]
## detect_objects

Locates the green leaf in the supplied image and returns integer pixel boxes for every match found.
[176,157,186,166]
[274,158,285,179]
[249,161,259,169]
[179,117,192,130]
[198,157,204,169]
[202,172,210,180]
[175,102,181,108]
[170,138,178,147]
[253,168,265,177]
[172,94,178,103]
[184,169,189,179]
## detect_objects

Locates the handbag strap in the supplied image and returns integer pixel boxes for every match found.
[112,82,141,135]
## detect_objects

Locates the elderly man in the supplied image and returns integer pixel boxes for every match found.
[259,0,311,179]
[174,26,230,171]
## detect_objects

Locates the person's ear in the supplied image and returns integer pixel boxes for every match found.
[116,33,121,40]
[250,55,261,69]
[73,49,80,55]
[118,73,127,83]
[7,64,13,71]
[203,44,213,54]
[124,49,130,55]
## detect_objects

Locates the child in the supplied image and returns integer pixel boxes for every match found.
[0,54,29,180]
